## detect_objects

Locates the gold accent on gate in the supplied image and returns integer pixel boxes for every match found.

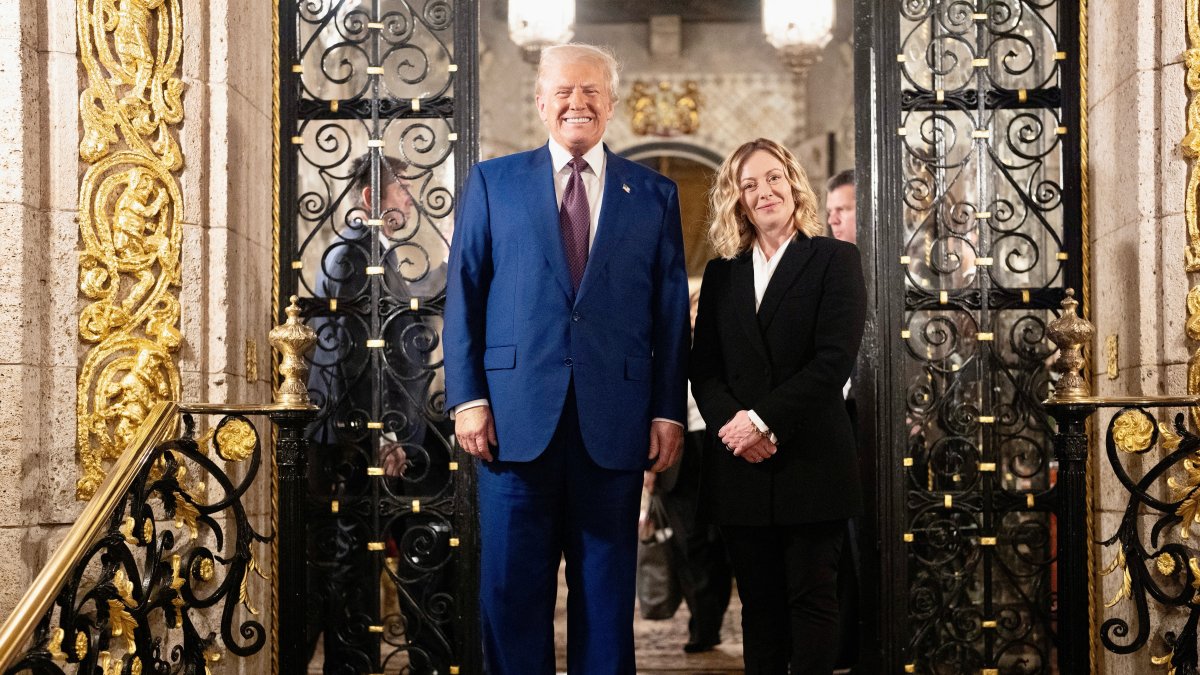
[1045,289,1094,402]
[268,296,317,406]
[215,418,258,462]
[1112,410,1154,453]
[76,0,186,501]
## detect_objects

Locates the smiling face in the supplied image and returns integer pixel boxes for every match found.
[535,57,615,156]
[737,149,796,237]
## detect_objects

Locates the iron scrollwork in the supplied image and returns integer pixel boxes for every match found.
[6,413,270,674]
[897,0,1076,671]
[1098,407,1200,674]
[281,0,468,671]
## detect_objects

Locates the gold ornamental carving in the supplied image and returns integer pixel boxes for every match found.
[1184,0,1200,271]
[76,0,185,500]
[1111,410,1154,454]
[1045,289,1094,402]
[627,80,700,137]
[268,296,317,406]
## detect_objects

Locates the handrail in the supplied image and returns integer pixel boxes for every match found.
[0,400,180,671]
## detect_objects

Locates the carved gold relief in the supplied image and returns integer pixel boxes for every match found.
[1185,0,1200,271]
[215,418,258,462]
[1112,410,1155,454]
[627,80,700,137]
[76,0,185,500]
[1168,452,1200,539]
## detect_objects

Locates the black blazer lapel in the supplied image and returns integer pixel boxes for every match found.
[757,235,816,330]
[731,253,770,362]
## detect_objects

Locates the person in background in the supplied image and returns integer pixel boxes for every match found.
[691,138,867,674]
[644,279,733,653]
[825,168,856,245]
[825,167,864,673]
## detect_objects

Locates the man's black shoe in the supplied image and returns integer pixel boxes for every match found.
[682,641,718,654]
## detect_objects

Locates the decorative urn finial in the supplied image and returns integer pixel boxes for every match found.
[268,295,317,406]
[1045,288,1095,402]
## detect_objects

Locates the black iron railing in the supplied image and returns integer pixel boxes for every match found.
[1046,290,1200,675]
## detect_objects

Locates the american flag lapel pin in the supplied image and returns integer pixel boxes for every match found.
[622,183,630,193]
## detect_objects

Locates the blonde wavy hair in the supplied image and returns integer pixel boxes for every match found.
[707,138,823,259]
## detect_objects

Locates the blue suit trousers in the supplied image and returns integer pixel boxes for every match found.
[477,384,643,675]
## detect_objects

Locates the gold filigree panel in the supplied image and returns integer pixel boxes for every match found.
[75,0,185,500]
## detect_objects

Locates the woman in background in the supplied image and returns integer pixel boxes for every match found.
[689,138,866,674]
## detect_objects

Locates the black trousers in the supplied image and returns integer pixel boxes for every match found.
[722,520,846,675]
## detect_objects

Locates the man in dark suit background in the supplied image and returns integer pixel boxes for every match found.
[306,154,449,673]
[444,43,690,675]
[826,167,864,673]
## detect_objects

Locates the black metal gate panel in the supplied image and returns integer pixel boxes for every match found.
[856,1,1084,672]
[277,1,479,672]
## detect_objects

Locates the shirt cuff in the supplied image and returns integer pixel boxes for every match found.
[747,410,778,444]
[652,417,684,428]
[450,399,489,419]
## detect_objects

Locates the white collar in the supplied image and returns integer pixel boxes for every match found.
[752,234,793,266]
[548,139,606,176]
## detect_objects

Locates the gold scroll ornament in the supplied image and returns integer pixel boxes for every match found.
[75,0,185,500]
[1189,0,1200,436]
[627,80,700,137]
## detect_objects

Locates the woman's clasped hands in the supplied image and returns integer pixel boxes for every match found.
[717,410,777,464]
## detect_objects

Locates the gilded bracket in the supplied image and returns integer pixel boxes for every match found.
[75,0,185,500]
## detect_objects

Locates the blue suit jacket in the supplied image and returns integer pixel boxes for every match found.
[444,144,690,471]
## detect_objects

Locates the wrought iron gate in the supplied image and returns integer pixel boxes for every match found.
[855,0,1084,672]
[276,1,479,672]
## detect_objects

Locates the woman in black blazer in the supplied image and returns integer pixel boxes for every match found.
[690,138,866,674]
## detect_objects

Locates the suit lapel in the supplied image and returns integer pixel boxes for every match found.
[757,235,815,330]
[576,147,632,305]
[516,144,574,300]
[731,253,770,361]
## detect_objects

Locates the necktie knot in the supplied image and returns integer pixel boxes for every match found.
[568,156,589,174]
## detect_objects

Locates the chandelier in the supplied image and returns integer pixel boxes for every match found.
[508,0,576,63]
[762,0,834,75]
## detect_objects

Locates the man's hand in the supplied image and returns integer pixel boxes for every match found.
[456,406,496,462]
[381,442,408,477]
[648,420,683,473]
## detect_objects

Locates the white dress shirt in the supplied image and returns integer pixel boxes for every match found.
[746,237,793,442]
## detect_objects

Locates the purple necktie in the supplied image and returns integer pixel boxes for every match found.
[560,156,590,291]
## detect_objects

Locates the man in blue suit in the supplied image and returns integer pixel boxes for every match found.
[444,43,690,674]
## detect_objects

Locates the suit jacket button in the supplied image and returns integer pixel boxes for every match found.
[572,312,581,322]
[564,357,574,366]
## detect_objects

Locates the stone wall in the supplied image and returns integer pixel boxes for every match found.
[1088,1,1191,673]
[0,0,278,670]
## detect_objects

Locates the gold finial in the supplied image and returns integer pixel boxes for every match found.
[268,295,316,406]
[1046,288,1095,401]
